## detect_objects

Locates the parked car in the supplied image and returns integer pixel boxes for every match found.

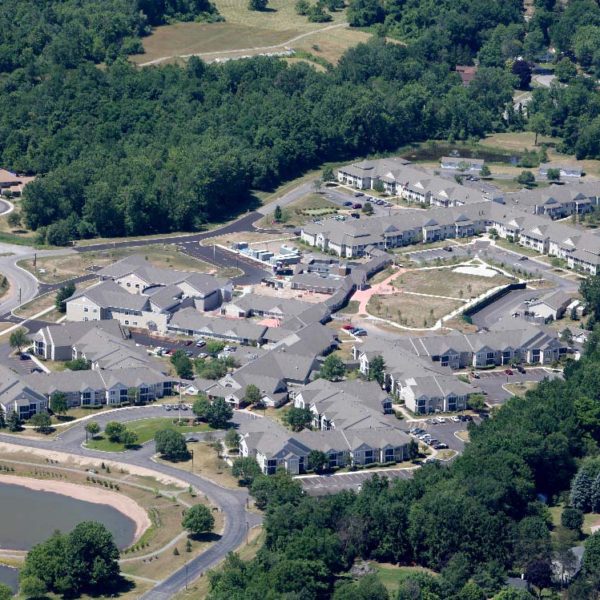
[504,368,513,375]
[443,246,453,252]
[519,256,529,261]
[353,328,367,336]
[451,416,461,423]
[353,203,362,209]
[350,213,360,219]
[470,371,480,379]
[437,417,446,423]
[342,324,355,331]
[461,415,473,422]
[185,340,194,346]
[19,353,30,360]
[196,339,206,347]
[343,201,353,206]
[434,443,448,449]
[354,192,364,197]
[184,350,193,357]
[517,365,526,374]
[198,352,208,359]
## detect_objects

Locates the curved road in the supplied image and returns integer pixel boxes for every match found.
[0,407,262,599]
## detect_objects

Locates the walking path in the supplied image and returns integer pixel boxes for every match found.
[137,23,347,67]
[352,267,404,314]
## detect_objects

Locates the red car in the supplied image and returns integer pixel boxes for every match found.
[352,203,362,209]
[504,368,513,375]
[342,324,355,331]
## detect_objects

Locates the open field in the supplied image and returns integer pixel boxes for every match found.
[393,268,511,299]
[86,418,213,452]
[367,292,463,328]
[18,245,225,285]
[483,132,600,178]
[202,230,296,250]
[130,0,354,66]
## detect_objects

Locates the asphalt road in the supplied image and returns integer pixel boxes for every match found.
[0,407,262,600]
[300,468,414,495]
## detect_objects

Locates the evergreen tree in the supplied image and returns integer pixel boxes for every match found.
[0,406,5,429]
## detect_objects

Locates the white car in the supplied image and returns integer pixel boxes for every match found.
[451,416,461,423]
[437,417,446,423]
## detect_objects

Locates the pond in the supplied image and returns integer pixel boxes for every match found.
[0,482,137,551]
[0,565,18,594]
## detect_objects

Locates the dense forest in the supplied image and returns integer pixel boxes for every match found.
[207,321,600,599]
[0,0,518,243]
[347,0,600,160]
[0,0,597,242]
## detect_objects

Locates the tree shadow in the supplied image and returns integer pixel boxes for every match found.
[84,574,135,597]
[189,531,222,543]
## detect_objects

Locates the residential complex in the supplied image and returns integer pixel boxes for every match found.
[302,157,600,274]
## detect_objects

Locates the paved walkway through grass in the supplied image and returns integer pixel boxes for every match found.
[352,267,405,314]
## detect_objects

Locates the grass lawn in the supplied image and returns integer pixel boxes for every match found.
[157,440,239,489]
[338,300,359,315]
[85,418,213,452]
[12,291,60,320]
[393,268,511,299]
[18,244,225,285]
[13,279,97,320]
[369,563,438,592]
[504,381,539,397]
[172,528,264,600]
[455,430,470,442]
[258,193,340,228]
[368,292,463,328]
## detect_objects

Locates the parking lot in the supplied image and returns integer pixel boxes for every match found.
[472,367,562,405]
[299,467,415,495]
[405,245,471,263]
[405,417,472,453]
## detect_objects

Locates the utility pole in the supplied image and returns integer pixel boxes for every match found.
[18,287,21,304]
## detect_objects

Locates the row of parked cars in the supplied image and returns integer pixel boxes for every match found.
[163,403,193,411]
[341,324,367,336]
[350,192,393,207]
[409,428,449,450]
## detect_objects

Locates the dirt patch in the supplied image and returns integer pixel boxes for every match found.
[367,292,463,328]
[19,245,221,285]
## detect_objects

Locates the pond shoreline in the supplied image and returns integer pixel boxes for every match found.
[0,475,151,553]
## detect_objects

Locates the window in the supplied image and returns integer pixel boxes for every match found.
[124,320,129,325]
[84,307,88,312]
